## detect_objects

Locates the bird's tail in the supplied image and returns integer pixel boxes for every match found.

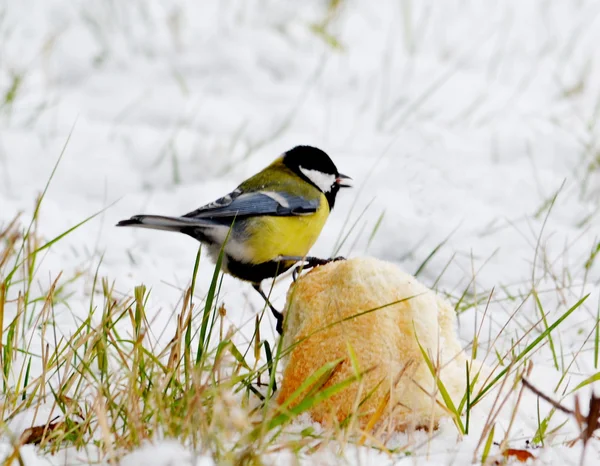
[116,215,211,232]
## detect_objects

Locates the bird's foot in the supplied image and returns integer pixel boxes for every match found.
[292,255,347,281]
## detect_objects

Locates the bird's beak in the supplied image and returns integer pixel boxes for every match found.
[336,173,353,188]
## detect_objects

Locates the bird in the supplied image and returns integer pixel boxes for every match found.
[117,145,352,334]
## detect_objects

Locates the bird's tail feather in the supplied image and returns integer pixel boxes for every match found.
[116,215,212,232]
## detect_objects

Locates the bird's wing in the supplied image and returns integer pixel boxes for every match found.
[182,189,319,220]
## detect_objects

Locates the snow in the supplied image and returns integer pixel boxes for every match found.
[1,0,600,464]
[119,440,214,466]
[0,443,53,466]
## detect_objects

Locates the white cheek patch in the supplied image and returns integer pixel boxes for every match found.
[299,167,336,193]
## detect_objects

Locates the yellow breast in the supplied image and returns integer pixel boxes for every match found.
[244,193,330,264]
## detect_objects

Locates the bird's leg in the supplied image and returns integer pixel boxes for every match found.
[252,283,283,335]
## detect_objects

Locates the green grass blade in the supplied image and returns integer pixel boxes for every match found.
[189,245,202,302]
[196,246,225,364]
[569,372,600,394]
[278,358,344,411]
[414,326,465,434]
[465,361,471,434]
[21,356,32,401]
[5,202,116,285]
[472,293,590,406]
[481,423,495,463]
[366,210,385,249]
[6,121,77,287]
[264,363,370,433]
[229,342,251,371]
[414,227,457,277]
[533,289,558,370]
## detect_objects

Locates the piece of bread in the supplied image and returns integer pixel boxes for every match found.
[277,257,471,431]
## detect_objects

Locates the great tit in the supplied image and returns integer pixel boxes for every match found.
[117,145,352,334]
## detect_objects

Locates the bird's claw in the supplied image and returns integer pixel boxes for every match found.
[292,256,347,281]
[292,266,301,282]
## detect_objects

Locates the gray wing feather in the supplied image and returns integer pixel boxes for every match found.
[182,190,319,220]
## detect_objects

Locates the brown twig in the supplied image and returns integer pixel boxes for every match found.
[521,377,600,466]
[521,377,574,415]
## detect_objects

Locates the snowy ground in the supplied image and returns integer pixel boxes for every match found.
[1,0,600,464]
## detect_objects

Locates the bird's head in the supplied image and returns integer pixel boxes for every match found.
[282,145,352,209]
